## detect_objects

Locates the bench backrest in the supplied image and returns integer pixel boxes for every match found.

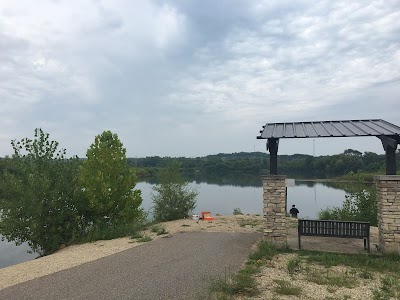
[298,220,370,238]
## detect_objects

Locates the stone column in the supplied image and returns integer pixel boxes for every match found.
[375,175,400,254]
[263,175,287,245]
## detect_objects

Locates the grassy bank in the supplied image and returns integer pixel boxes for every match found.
[210,240,400,300]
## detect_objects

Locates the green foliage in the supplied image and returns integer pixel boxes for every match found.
[151,160,198,222]
[318,185,377,226]
[0,129,83,255]
[79,130,144,229]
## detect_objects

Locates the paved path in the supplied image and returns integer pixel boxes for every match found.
[0,232,261,300]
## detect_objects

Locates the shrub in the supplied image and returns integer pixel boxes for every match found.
[152,160,198,222]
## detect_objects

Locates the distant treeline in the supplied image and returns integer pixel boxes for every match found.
[1,148,398,180]
[128,149,400,179]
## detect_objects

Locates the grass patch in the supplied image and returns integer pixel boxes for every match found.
[138,235,152,242]
[248,239,279,261]
[181,224,191,227]
[237,219,262,228]
[78,223,143,243]
[306,269,358,288]
[210,240,278,298]
[372,276,400,300]
[273,279,302,296]
[287,256,302,274]
[150,224,168,235]
[209,265,258,298]
[130,231,143,239]
[298,250,400,273]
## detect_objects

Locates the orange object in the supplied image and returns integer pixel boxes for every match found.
[201,211,214,221]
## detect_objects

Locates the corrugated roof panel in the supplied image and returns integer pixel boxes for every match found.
[257,119,400,139]
[274,123,284,138]
[285,123,294,137]
[371,120,399,134]
[293,123,307,137]
[356,121,381,135]
[304,123,317,137]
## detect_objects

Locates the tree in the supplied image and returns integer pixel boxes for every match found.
[78,131,143,229]
[0,129,83,255]
[152,160,198,222]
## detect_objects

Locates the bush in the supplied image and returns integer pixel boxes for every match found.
[318,185,377,226]
[152,160,198,222]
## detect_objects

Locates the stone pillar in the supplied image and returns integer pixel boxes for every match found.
[263,175,287,245]
[375,175,400,254]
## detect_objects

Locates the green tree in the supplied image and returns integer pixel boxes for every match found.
[0,129,83,255]
[79,130,143,230]
[152,160,198,221]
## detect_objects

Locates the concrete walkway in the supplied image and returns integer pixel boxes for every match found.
[0,232,261,300]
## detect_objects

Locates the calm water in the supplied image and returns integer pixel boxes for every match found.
[137,180,346,220]
[0,180,349,268]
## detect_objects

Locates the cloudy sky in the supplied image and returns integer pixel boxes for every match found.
[1,0,399,158]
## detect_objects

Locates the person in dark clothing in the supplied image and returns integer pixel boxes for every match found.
[290,205,299,218]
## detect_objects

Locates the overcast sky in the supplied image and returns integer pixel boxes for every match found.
[1,0,399,158]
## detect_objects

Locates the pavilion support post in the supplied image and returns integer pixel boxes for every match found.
[263,175,287,246]
[379,136,398,175]
[375,175,400,254]
[386,146,397,175]
[267,138,279,175]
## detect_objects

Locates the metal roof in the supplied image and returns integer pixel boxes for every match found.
[257,119,400,139]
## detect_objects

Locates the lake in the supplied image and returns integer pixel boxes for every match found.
[0,179,350,268]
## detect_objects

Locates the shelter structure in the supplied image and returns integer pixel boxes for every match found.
[257,119,400,253]
[257,119,400,175]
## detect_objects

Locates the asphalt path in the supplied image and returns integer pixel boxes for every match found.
[0,232,261,300]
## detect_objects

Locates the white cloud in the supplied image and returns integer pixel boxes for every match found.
[0,0,399,157]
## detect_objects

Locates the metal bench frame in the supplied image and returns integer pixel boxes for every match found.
[298,219,370,253]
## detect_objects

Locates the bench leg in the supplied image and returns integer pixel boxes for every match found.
[364,238,370,253]
[298,235,301,250]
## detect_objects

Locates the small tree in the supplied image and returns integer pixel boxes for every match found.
[0,129,83,255]
[79,130,144,230]
[152,160,198,222]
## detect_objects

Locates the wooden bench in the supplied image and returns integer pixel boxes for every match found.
[298,219,370,253]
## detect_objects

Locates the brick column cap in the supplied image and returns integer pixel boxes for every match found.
[374,175,400,181]
[262,175,287,180]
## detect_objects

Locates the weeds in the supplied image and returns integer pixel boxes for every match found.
[273,279,302,296]
[306,269,358,288]
[287,256,302,274]
[138,235,152,242]
[150,224,168,235]
[233,208,243,215]
[237,218,262,228]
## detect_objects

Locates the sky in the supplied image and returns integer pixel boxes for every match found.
[1,0,399,158]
